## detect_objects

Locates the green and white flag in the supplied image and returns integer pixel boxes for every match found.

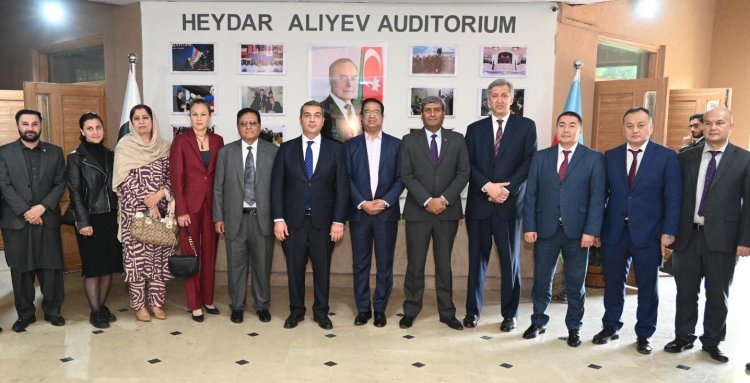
[118,61,141,140]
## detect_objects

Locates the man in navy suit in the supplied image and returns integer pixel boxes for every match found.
[344,98,404,328]
[521,111,605,347]
[593,107,682,354]
[464,79,537,331]
[271,100,349,330]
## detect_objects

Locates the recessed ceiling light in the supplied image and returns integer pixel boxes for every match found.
[42,2,65,24]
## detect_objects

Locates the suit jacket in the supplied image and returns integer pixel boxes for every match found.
[321,95,362,143]
[465,114,537,221]
[400,128,469,221]
[0,140,65,230]
[213,138,278,239]
[270,135,349,230]
[344,132,403,222]
[522,144,606,239]
[601,140,682,247]
[170,130,224,216]
[678,137,705,153]
[673,143,750,253]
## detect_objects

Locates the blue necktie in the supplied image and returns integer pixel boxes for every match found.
[430,134,439,166]
[697,151,720,217]
[305,141,314,210]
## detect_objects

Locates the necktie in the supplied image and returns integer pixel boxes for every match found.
[243,146,256,205]
[430,134,439,166]
[559,150,571,182]
[698,150,721,217]
[305,141,314,210]
[494,119,504,157]
[627,149,642,188]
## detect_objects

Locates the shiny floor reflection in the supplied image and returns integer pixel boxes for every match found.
[0,257,748,382]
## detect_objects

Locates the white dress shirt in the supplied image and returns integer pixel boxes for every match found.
[626,141,649,175]
[557,143,578,172]
[693,141,728,224]
[302,134,322,173]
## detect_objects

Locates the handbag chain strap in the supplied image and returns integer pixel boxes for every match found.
[183,227,198,256]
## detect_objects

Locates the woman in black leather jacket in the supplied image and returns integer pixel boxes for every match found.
[66,112,123,329]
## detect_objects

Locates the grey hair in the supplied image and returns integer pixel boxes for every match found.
[487,78,514,95]
[420,96,445,112]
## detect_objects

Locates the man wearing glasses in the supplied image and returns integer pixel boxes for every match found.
[679,113,704,153]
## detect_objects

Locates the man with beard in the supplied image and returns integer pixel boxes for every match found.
[0,109,66,332]
[679,113,704,153]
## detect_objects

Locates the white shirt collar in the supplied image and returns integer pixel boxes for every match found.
[558,142,578,155]
[702,140,729,154]
[627,140,649,153]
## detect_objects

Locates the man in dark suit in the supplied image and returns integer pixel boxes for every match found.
[0,109,66,332]
[464,79,537,331]
[398,96,469,331]
[664,106,750,363]
[521,111,605,347]
[320,58,362,143]
[593,107,682,354]
[344,98,403,328]
[679,113,705,153]
[271,100,349,330]
[214,108,278,324]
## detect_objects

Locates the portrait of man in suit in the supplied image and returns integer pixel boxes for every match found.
[344,98,404,328]
[0,109,67,333]
[271,100,349,330]
[664,106,750,363]
[320,58,362,143]
[464,79,537,331]
[398,96,469,331]
[521,111,605,347]
[593,107,682,355]
[213,108,278,324]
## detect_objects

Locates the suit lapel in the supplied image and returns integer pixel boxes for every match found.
[632,141,655,189]
[417,129,436,167]
[38,142,49,180]
[438,129,449,164]
[564,146,585,182]
[12,140,31,188]
[312,138,330,180]
[615,145,628,189]
[710,143,735,188]
[207,133,220,173]
[496,116,516,162]
[545,147,561,185]
[233,141,245,188]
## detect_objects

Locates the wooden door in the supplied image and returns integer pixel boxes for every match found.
[591,78,669,151]
[23,81,106,271]
[665,88,732,151]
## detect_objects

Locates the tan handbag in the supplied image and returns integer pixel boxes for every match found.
[131,199,178,247]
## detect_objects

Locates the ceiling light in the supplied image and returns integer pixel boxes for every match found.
[42,2,65,24]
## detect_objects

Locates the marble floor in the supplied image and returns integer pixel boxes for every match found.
[0,256,748,383]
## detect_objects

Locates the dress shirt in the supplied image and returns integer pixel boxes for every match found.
[626,140,649,175]
[242,139,258,208]
[301,134,322,173]
[357,131,390,210]
[423,128,446,207]
[491,111,511,140]
[557,143,578,172]
[693,141,728,224]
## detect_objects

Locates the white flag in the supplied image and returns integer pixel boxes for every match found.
[118,62,141,139]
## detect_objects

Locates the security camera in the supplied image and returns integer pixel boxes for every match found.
[551,5,559,12]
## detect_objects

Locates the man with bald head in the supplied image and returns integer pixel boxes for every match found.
[664,106,750,363]
[320,58,362,142]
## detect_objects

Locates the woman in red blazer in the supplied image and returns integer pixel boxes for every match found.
[170,99,224,322]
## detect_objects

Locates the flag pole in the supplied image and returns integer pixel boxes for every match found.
[118,53,142,140]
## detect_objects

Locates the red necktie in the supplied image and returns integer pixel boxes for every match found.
[628,149,642,188]
[494,119,503,157]
[559,150,570,181]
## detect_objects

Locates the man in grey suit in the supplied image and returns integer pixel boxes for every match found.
[522,111,605,347]
[664,106,750,363]
[214,108,278,324]
[398,96,470,331]
[0,109,66,333]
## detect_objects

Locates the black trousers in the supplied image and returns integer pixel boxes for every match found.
[11,268,65,320]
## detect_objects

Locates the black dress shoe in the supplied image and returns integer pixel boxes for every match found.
[500,317,516,332]
[284,313,304,329]
[256,310,271,323]
[399,315,414,329]
[567,330,582,347]
[522,323,546,339]
[354,311,372,326]
[440,316,464,330]
[101,305,117,322]
[664,338,694,353]
[12,317,36,333]
[637,337,653,354]
[592,327,619,344]
[463,314,478,328]
[191,312,205,323]
[90,311,110,329]
[313,314,333,330]
[702,345,729,363]
[230,310,244,324]
[44,314,66,326]
[203,305,220,315]
[373,311,386,327]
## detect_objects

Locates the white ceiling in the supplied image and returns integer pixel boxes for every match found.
[90,0,609,5]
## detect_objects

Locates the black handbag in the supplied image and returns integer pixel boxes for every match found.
[61,205,76,226]
[168,227,199,277]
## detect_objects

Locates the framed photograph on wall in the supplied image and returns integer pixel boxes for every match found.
[480,45,527,77]
[410,45,457,76]
[478,87,525,117]
[239,44,285,74]
[260,123,285,146]
[171,43,215,72]
[239,85,285,115]
[409,87,455,117]
[172,85,216,114]
[308,45,386,142]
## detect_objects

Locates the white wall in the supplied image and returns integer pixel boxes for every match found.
[140,2,556,146]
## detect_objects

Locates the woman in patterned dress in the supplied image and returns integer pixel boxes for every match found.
[113,104,173,322]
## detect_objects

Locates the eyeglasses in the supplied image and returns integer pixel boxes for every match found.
[239,121,259,127]
[362,110,382,116]
[688,123,701,129]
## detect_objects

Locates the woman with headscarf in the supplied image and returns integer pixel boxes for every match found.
[113,104,173,322]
